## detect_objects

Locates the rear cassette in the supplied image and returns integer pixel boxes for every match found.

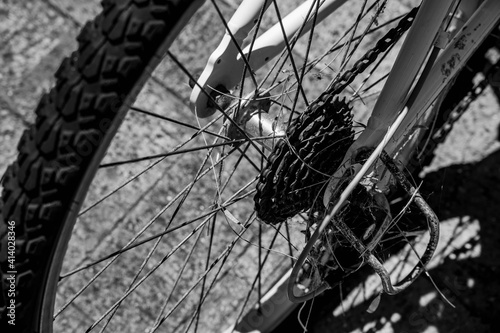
[254,97,354,223]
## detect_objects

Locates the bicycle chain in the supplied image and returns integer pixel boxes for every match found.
[415,68,493,169]
[413,24,500,171]
[254,7,419,224]
[316,6,419,102]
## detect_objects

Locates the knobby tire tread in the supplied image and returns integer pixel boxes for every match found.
[0,0,195,331]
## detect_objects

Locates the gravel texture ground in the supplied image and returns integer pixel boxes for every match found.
[1,0,500,332]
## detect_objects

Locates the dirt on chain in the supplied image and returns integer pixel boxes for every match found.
[1,0,499,332]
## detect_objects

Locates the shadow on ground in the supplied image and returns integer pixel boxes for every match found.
[273,149,500,333]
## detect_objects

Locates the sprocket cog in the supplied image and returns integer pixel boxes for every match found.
[254,96,355,223]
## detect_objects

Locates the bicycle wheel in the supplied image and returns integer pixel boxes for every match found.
[0,0,485,332]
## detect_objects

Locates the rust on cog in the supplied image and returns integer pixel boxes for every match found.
[254,96,355,224]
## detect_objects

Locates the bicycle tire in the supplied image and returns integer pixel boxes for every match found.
[0,0,205,331]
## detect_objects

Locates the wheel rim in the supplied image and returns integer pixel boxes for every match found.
[37,1,422,332]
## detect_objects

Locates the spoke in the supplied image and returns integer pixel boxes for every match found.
[131,106,228,140]
[60,178,257,280]
[221,142,258,193]
[346,0,388,66]
[85,111,230,215]
[257,1,407,116]
[99,136,277,168]
[308,3,400,93]
[353,73,389,103]
[98,140,242,168]
[80,179,256,330]
[271,0,309,107]
[57,145,235,319]
[233,0,269,127]
[180,213,256,333]
[350,35,398,102]
[199,128,225,208]
[149,216,255,331]
[168,51,269,161]
[285,221,296,268]
[268,222,300,252]
[193,214,217,333]
[61,145,247,279]
[98,213,207,331]
[221,208,298,260]
[338,0,369,73]
[85,212,218,331]
[80,157,166,216]
[258,222,262,308]
[337,1,390,78]
[149,222,208,330]
[300,296,316,330]
[209,0,260,89]
[258,3,403,115]
[261,0,327,92]
[258,0,348,99]
[71,167,171,273]
[270,96,295,113]
[288,0,321,127]
[232,222,282,328]
[101,130,229,329]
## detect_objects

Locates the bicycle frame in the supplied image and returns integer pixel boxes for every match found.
[190,0,349,117]
[325,0,500,200]
[191,0,500,192]
[188,0,500,330]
